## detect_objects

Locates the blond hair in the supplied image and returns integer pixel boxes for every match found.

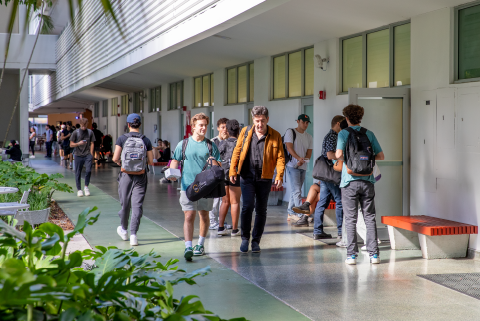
[191,113,210,127]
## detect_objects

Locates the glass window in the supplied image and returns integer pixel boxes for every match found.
[227,68,237,104]
[304,48,314,96]
[134,93,140,113]
[211,74,214,106]
[155,87,160,111]
[273,55,286,99]
[169,81,183,110]
[238,65,247,103]
[458,5,480,80]
[343,36,363,92]
[194,77,202,107]
[94,102,99,118]
[394,24,411,86]
[150,88,155,112]
[176,82,183,109]
[202,75,210,106]
[111,97,118,116]
[367,29,390,88]
[102,100,108,117]
[288,51,302,97]
[249,64,254,102]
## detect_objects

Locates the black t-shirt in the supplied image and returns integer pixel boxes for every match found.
[116,133,153,151]
[61,129,73,147]
[160,147,171,162]
[6,145,22,161]
[92,129,103,147]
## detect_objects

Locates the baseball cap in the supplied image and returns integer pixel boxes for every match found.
[127,113,141,123]
[298,114,311,123]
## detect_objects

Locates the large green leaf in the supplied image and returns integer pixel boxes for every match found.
[91,249,129,280]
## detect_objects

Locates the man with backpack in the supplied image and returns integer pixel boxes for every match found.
[70,118,96,197]
[335,104,384,265]
[229,106,285,253]
[284,114,313,222]
[113,113,154,246]
[293,115,345,233]
[168,113,221,261]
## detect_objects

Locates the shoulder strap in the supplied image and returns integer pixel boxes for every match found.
[205,138,213,156]
[359,127,367,134]
[181,138,188,162]
[291,128,296,142]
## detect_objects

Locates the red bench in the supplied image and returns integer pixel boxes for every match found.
[382,215,478,259]
[153,162,169,167]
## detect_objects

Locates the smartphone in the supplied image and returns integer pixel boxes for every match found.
[82,140,87,143]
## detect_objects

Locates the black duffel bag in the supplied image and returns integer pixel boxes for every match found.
[186,159,226,202]
[312,155,341,185]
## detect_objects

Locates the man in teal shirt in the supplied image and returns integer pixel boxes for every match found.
[169,113,221,261]
[336,104,385,266]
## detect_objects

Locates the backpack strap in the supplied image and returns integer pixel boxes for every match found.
[291,128,296,143]
[359,127,367,135]
[205,138,213,156]
[180,138,189,174]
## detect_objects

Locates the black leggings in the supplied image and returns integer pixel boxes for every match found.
[29,141,35,155]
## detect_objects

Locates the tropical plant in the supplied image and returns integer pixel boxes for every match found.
[0,207,247,321]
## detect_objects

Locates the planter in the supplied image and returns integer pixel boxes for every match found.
[16,208,50,226]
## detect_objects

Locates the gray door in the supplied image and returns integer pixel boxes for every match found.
[348,88,410,224]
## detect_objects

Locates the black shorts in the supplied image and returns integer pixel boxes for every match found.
[63,146,71,155]
[226,175,240,187]
[94,145,100,152]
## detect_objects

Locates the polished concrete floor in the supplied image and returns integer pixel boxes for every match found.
[32,155,480,321]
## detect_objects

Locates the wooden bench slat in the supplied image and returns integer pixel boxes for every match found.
[381,215,478,236]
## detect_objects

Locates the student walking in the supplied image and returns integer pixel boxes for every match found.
[70,118,96,197]
[217,119,242,237]
[336,104,384,265]
[92,122,103,162]
[45,125,53,158]
[113,114,154,246]
[229,106,285,253]
[209,118,230,230]
[168,113,221,261]
[58,124,64,161]
[284,114,313,222]
[294,116,346,237]
[61,122,74,168]
[29,127,36,158]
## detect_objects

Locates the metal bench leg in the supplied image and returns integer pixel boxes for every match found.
[418,234,469,259]
[387,226,421,250]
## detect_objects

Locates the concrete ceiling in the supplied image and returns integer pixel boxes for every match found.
[53,0,471,107]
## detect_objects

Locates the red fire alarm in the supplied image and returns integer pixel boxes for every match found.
[182,106,187,111]
[319,91,326,100]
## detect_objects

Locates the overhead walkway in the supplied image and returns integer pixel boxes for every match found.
[31,156,480,321]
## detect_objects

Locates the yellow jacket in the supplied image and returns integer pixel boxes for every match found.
[229,126,285,181]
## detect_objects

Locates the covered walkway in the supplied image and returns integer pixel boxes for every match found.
[32,156,480,320]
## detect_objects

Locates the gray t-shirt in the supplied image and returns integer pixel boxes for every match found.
[70,129,95,157]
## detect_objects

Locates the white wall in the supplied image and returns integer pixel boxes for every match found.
[411,7,480,251]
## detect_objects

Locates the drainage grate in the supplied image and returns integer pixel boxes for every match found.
[418,273,480,300]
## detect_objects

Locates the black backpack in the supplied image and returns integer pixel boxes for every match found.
[282,129,296,163]
[182,138,226,201]
[219,138,237,181]
[345,127,375,175]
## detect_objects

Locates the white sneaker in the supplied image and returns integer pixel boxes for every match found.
[217,228,229,236]
[60,156,64,161]
[209,219,219,230]
[361,245,367,251]
[231,229,241,237]
[153,159,158,163]
[117,226,128,241]
[370,254,380,264]
[130,235,138,246]
[29,155,35,158]
[69,163,73,169]
[84,186,90,196]
[77,190,84,197]
[336,241,347,248]
[345,255,357,265]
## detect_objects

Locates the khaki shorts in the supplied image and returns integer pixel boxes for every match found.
[179,191,214,212]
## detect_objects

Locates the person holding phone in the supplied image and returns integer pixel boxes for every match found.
[70,118,96,197]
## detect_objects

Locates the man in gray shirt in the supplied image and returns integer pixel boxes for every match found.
[70,118,95,197]
[45,125,53,158]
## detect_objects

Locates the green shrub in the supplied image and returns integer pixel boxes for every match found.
[0,207,247,321]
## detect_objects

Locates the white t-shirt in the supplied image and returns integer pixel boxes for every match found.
[284,128,313,170]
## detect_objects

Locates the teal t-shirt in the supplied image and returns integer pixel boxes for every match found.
[173,137,221,191]
[336,126,382,188]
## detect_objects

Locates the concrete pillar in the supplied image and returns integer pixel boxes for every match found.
[387,226,421,250]
[418,234,469,259]
[19,68,29,155]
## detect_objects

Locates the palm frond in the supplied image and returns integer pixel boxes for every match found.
[38,13,53,34]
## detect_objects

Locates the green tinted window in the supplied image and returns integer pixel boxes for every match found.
[367,29,389,88]
[343,36,363,91]
[394,23,411,86]
[458,5,480,79]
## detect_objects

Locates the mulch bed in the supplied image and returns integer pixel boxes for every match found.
[49,201,75,230]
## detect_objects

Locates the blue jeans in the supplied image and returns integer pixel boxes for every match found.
[313,181,343,235]
[286,166,306,215]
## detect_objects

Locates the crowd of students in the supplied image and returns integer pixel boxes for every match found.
[114,104,384,266]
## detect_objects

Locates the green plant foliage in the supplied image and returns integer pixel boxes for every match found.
[0,207,247,321]
[0,161,72,212]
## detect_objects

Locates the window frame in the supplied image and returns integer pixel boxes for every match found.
[270,46,313,101]
[193,73,214,108]
[339,20,411,93]
[454,1,480,83]
[169,81,183,110]
[225,62,254,105]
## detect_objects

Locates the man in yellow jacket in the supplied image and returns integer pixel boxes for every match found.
[229,106,285,253]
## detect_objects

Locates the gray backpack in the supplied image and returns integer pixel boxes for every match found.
[121,133,147,175]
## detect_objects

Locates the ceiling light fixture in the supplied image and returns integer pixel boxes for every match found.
[213,34,231,40]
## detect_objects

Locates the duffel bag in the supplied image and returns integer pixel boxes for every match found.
[312,155,341,185]
[186,159,225,202]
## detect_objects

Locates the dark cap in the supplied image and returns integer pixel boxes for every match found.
[298,114,312,123]
[127,113,141,123]
[10,140,16,145]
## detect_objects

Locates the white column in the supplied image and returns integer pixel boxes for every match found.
[19,68,29,155]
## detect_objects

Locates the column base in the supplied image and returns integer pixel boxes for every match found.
[388,226,421,250]
[418,234,469,259]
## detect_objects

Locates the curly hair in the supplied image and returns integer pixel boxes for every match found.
[226,119,240,138]
[342,104,364,125]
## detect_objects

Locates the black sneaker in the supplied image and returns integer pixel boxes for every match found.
[251,241,261,253]
[313,232,333,239]
[293,202,311,215]
[240,240,249,253]
[292,215,309,227]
